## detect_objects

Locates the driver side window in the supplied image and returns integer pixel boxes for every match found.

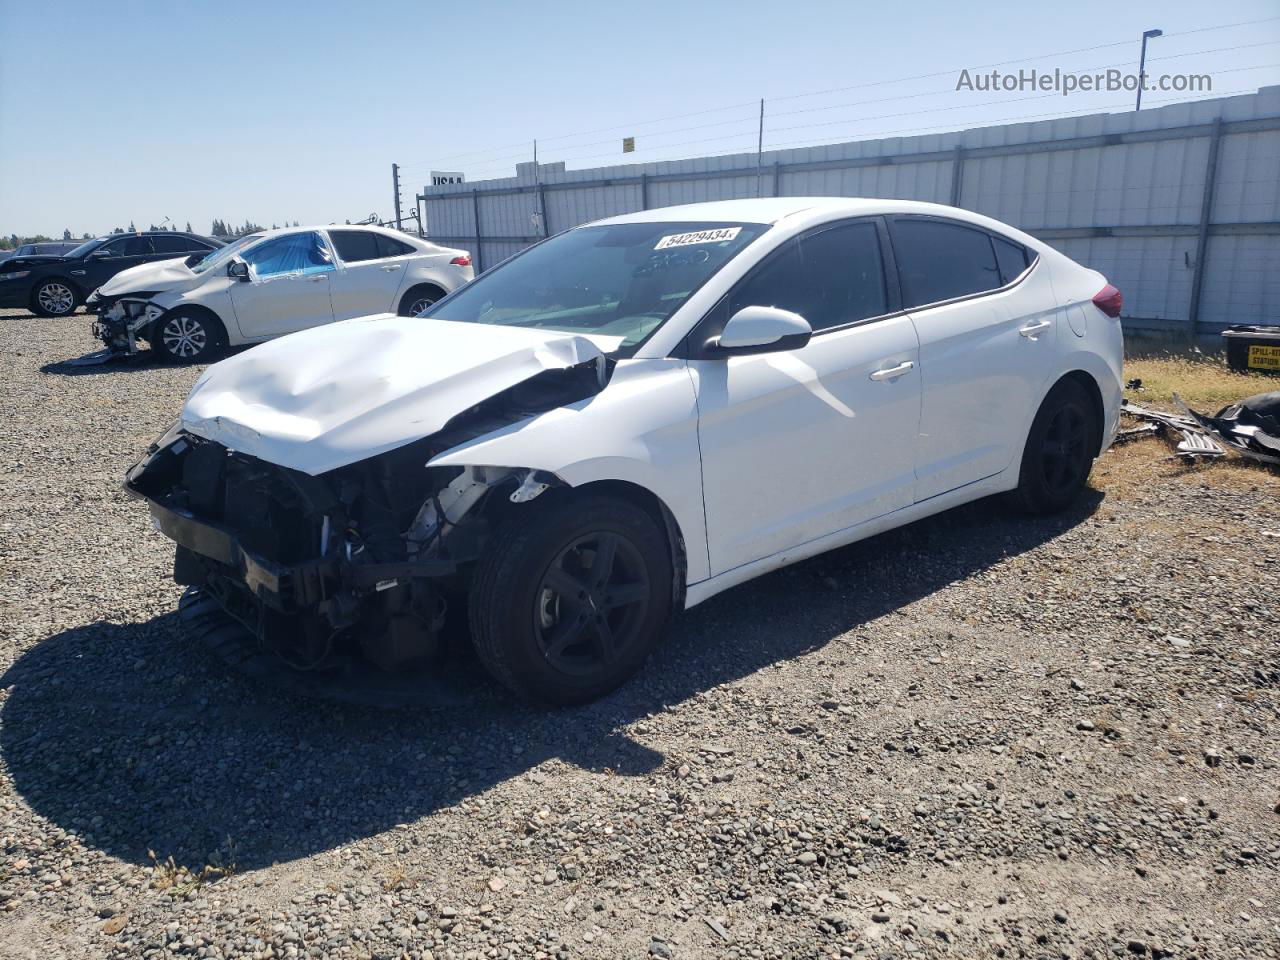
[242,232,334,279]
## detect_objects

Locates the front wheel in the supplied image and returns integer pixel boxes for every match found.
[32,280,78,317]
[469,494,673,705]
[1012,378,1099,514]
[153,311,221,363]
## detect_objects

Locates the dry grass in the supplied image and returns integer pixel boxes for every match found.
[1124,354,1276,410]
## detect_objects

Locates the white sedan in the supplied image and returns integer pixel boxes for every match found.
[90,224,473,362]
[126,198,1123,704]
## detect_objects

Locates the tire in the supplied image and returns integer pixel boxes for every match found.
[31,279,78,317]
[152,310,223,364]
[1012,378,1099,514]
[469,493,673,706]
[398,285,445,317]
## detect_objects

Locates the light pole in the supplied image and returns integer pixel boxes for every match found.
[1135,28,1162,111]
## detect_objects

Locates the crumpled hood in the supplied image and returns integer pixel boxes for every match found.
[100,257,194,296]
[181,316,614,475]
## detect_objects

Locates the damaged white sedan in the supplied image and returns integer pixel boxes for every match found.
[126,198,1124,704]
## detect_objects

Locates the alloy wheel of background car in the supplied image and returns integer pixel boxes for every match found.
[35,282,75,317]
[158,314,211,362]
[408,294,439,315]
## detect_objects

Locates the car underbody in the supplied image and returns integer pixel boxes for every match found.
[125,359,612,673]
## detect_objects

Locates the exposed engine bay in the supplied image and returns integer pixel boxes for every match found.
[125,359,610,673]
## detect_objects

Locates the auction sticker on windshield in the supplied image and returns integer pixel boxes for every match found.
[654,227,742,250]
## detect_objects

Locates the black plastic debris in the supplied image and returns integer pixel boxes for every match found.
[1181,390,1280,466]
[1120,392,1280,468]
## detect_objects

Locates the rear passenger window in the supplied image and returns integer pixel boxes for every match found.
[376,234,415,258]
[992,236,1031,285]
[329,230,381,263]
[890,219,1002,308]
[152,235,198,254]
[728,221,887,332]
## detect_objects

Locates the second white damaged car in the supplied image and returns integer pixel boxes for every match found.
[91,224,473,362]
[126,198,1124,705]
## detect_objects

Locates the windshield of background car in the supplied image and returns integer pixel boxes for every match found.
[190,234,264,275]
[66,237,108,259]
[427,221,770,350]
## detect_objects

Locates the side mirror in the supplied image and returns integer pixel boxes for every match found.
[90,248,113,259]
[712,305,812,356]
[227,260,250,282]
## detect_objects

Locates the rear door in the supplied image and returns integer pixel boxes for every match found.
[326,229,407,319]
[690,218,921,575]
[228,230,336,338]
[888,217,1057,501]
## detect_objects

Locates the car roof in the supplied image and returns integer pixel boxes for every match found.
[590,197,995,227]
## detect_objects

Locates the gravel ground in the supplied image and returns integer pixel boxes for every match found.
[1,308,1278,960]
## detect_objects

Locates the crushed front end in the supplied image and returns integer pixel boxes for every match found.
[92,296,162,355]
[124,362,605,674]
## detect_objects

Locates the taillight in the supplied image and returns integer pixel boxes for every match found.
[1092,283,1122,318]
[450,254,472,267]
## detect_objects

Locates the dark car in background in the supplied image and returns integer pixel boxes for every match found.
[0,232,224,317]
[0,241,81,265]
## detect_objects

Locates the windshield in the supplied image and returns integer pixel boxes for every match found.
[427,221,769,350]
[190,233,264,274]
[66,237,108,259]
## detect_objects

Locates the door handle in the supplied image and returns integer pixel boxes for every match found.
[306,275,327,282]
[1019,319,1051,338]
[380,265,401,272]
[869,360,914,381]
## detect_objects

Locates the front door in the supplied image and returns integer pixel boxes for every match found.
[229,230,336,338]
[82,235,153,289]
[689,219,921,576]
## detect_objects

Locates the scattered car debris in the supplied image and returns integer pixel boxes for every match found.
[1180,391,1280,466]
[1119,392,1280,467]
[1119,399,1225,462]
[1125,377,1144,391]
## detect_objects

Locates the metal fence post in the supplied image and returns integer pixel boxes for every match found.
[772,161,781,197]
[537,182,550,238]
[949,146,965,207]
[1186,117,1223,339]
[471,189,484,273]
[640,173,649,210]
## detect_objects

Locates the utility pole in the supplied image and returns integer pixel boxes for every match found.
[391,162,403,229]
[1135,28,1162,111]
[755,98,765,198]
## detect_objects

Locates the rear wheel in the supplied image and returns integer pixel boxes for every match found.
[1012,378,1098,514]
[32,280,78,317]
[469,494,673,705]
[153,311,222,363]
[398,285,445,316]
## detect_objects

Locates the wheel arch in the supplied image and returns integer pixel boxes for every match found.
[1056,369,1106,456]
[398,282,448,315]
[148,303,229,347]
[566,478,689,611]
[31,275,83,307]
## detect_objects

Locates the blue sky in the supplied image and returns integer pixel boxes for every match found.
[1,0,1277,237]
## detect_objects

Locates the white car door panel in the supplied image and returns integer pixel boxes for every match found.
[327,229,410,320]
[228,231,336,338]
[691,219,921,577]
[889,217,1059,502]
[692,317,920,575]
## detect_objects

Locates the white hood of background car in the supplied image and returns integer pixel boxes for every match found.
[100,257,195,296]
[181,316,617,476]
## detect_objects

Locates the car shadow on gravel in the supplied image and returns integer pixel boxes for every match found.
[0,491,1102,872]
